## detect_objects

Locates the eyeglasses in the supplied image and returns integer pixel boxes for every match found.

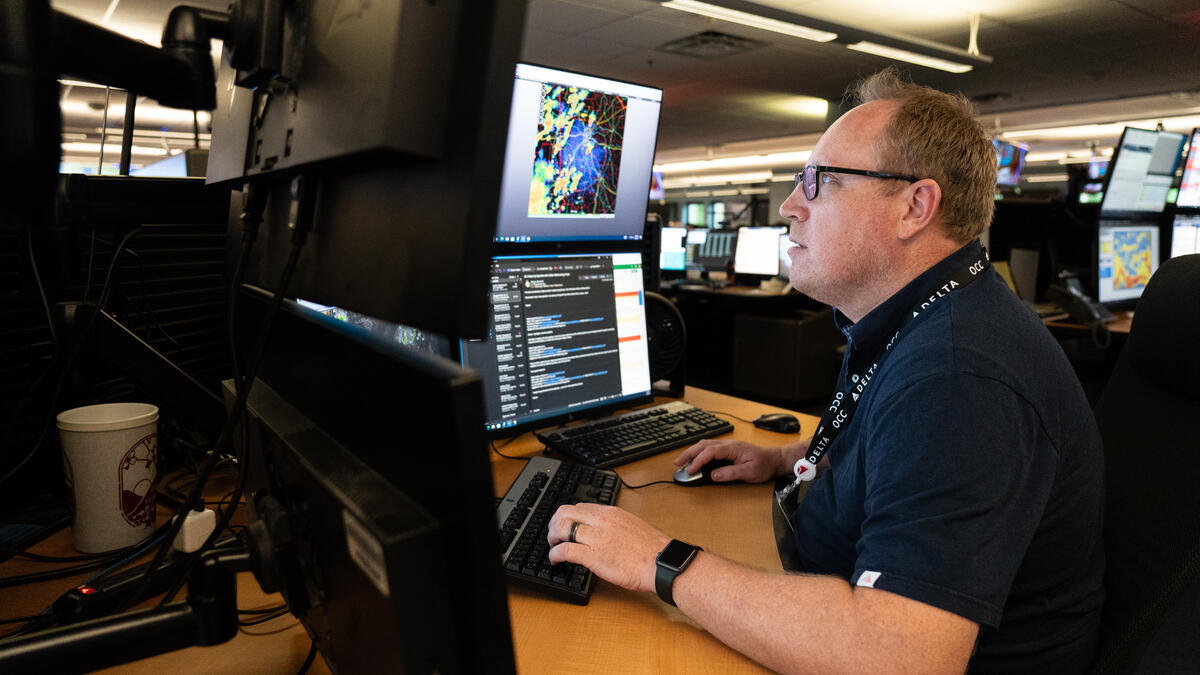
[793,165,921,201]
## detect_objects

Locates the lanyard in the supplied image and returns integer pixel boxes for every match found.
[775,253,991,509]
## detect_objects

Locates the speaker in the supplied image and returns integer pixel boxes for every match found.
[645,291,686,397]
[642,215,662,293]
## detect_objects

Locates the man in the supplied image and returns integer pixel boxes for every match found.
[547,69,1105,673]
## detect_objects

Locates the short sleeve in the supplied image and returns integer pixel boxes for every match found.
[851,372,1058,627]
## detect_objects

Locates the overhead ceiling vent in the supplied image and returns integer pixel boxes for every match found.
[659,31,765,59]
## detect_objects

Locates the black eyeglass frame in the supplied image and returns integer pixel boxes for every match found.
[794,165,922,201]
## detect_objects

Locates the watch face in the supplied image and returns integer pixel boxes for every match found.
[658,540,696,569]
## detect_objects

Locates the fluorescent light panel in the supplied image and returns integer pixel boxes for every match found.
[656,150,811,174]
[847,41,973,73]
[661,0,837,42]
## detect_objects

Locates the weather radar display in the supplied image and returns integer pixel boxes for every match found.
[529,84,628,217]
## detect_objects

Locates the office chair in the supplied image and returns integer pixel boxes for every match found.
[1090,253,1200,674]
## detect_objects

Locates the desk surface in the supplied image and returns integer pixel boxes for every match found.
[1044,310,1134,334]
[0,388,815,674]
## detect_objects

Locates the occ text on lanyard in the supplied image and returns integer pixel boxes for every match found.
[775,255,991,514]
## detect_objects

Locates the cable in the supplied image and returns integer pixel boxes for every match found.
[153,178,313,607]
[617,475,676,490]
[238,604,287,616]
[26,230,57,346]
[0,614,45,626]
[707,410,753,424]
[238,608,290,626]
[0,226,146,488]
[296,642,318,675]
[0,559,113,589]
[490,435,528,461]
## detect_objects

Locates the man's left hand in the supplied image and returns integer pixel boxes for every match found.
[547,503,671,593]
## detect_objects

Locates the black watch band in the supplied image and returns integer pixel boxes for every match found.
[655,539,702,607]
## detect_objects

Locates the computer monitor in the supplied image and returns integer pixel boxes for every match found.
[459,252,653,434]
[1097,221,1160,305]
[1100,127,1187,217]
[492,64,663,244]
[733,226,787,276]
[694,230,738,272]
[237,287,515,674]
[296,299,453,359]
[1170,213,1200,258]
[1177,128,1200,209]
[686,228,708,246]
[207,0,525,339]
[659,227,687,272]
[994,139,1028,187]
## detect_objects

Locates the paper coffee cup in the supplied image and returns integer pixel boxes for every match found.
[57,403,159,553]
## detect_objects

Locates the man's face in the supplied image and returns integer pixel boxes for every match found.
[779,101,906,313]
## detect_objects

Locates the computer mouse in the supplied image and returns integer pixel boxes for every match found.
[753,413,801,434]
[673,458,735,487]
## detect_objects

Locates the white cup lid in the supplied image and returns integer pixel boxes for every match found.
[56,403,159,432]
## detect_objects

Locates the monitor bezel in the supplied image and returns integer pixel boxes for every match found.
[462,250,656,439]
[1094,220,1161,309]
[1175,127,1200,210]
[491,62,664,246]
[1098,126,1188,219]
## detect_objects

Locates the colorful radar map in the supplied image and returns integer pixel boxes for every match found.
[529,84,627,217]
[1110,230,1153,290]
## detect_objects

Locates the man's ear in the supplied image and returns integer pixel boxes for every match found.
[896,178,942,240]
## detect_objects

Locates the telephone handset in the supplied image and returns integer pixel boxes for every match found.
[1047,275,1116,325]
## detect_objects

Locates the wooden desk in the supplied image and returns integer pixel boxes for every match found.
[494,387,818,674]
[0,388,815,674]
[1044,310,1134,335]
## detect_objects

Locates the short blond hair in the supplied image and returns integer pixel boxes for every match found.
[848,68,995,243]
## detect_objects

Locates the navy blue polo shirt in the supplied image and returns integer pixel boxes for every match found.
[791,240,1105,673]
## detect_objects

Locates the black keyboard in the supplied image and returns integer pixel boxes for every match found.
[535,400,733,468]
[497,456,620,604]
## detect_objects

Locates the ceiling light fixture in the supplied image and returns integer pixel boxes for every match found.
[656,150,811,175]
[846,41,974,74]
[654,0,989,73]
[659,0,837,42]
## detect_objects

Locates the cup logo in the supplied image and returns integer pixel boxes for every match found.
[119,433,157,527]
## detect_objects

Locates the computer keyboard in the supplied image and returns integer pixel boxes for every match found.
[497,456,620,604]
[535,400,733,468]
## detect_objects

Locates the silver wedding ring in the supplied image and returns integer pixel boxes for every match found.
[568,521,581,543]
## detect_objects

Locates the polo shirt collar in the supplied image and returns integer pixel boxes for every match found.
[834,239,984,361]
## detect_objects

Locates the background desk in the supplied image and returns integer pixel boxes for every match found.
[0,388,815,674]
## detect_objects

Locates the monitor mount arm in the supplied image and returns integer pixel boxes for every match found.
[0,546,250,673]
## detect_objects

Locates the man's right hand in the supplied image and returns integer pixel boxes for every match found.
[673,438,807,484]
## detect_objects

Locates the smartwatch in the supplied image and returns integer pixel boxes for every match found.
[654,539,702,607]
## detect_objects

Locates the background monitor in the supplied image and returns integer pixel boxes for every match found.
[686,228,708,245]
[733,226,786,276]
[459,251,652,434]
[659,226,687,271]
[492,64,663,244]
[1177,128,1200,209]
[1097,221,1160,305]
[994,139,1028,187]
[1100,127,1187,216]
[694,229,737,272]
[649,170,665,200]
[1170,214,1200,258]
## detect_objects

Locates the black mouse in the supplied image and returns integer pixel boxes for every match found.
[753,413,801,434]
[673,458,735,486]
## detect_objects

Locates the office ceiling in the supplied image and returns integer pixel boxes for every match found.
[52,0,1200,183]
